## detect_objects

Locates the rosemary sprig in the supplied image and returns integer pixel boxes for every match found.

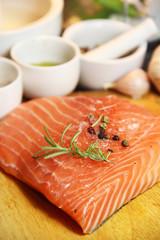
[33,124,115,164]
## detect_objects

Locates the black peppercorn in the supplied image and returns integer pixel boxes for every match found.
[112,135,119,141]
[98,133,104,139]
[98,128,105,139]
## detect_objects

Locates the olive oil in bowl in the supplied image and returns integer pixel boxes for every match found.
[31,62,61,67]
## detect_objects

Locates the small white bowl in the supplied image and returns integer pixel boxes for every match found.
[63,19,147,90]
[0,57,23,119]
[10,36,80,98]
[0,0,64,57]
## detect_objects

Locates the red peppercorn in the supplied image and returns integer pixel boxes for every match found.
[87,127,96,135]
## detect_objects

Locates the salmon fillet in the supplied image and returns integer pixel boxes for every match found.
[0,95,160,234]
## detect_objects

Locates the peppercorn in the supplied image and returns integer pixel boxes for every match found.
[87,127,96,135]
[104,134,110,139]
[121,139,129,147]
[98,128,105,139]
[102,115,110,124]
[112,135,119,141]
[98,132,104,139]
[99,122,107,130]
[87,113,94,120]
[100,128,105,134]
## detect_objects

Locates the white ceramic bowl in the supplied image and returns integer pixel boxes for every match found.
[63,19,147,90]
[0,0,64,57]
[10,36,80,99]
[0,57,23,119]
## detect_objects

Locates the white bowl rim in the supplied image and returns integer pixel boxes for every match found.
[63,18,132,32]
[0,56,22,91]
[63,18,147,65]
[10,35,80,70]
[0,0,64,35]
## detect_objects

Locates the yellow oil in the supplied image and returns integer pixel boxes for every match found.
[31,62,61,67]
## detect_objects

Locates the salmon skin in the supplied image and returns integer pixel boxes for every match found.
[0,95,160,234]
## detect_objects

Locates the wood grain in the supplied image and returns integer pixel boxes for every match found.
[0,90,160,240]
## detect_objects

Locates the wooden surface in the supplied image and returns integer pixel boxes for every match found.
[0,90,160,240]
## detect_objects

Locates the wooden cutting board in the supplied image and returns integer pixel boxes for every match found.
[0,90,160,240]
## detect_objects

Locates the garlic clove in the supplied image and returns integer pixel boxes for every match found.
[103,69,150,98]
[147,45,160,93]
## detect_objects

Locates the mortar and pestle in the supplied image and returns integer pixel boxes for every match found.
[63,18,158,89]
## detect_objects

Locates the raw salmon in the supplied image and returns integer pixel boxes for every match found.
[0,95,160,234]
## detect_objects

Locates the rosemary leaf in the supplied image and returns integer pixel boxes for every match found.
[92,115,103,127]
[33,151,55,160]
[44,126,58,146]
[97,147,104,158]
[92,140,100,148]
[41,146,62,150]
[89,153,103,162]
[70,130,82,151]
[44,150,71,159]
[86,142,93,152]
[61,123,72,148]
[98,104,116,111]
[91,148,99,155]
[44,136,57,148]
